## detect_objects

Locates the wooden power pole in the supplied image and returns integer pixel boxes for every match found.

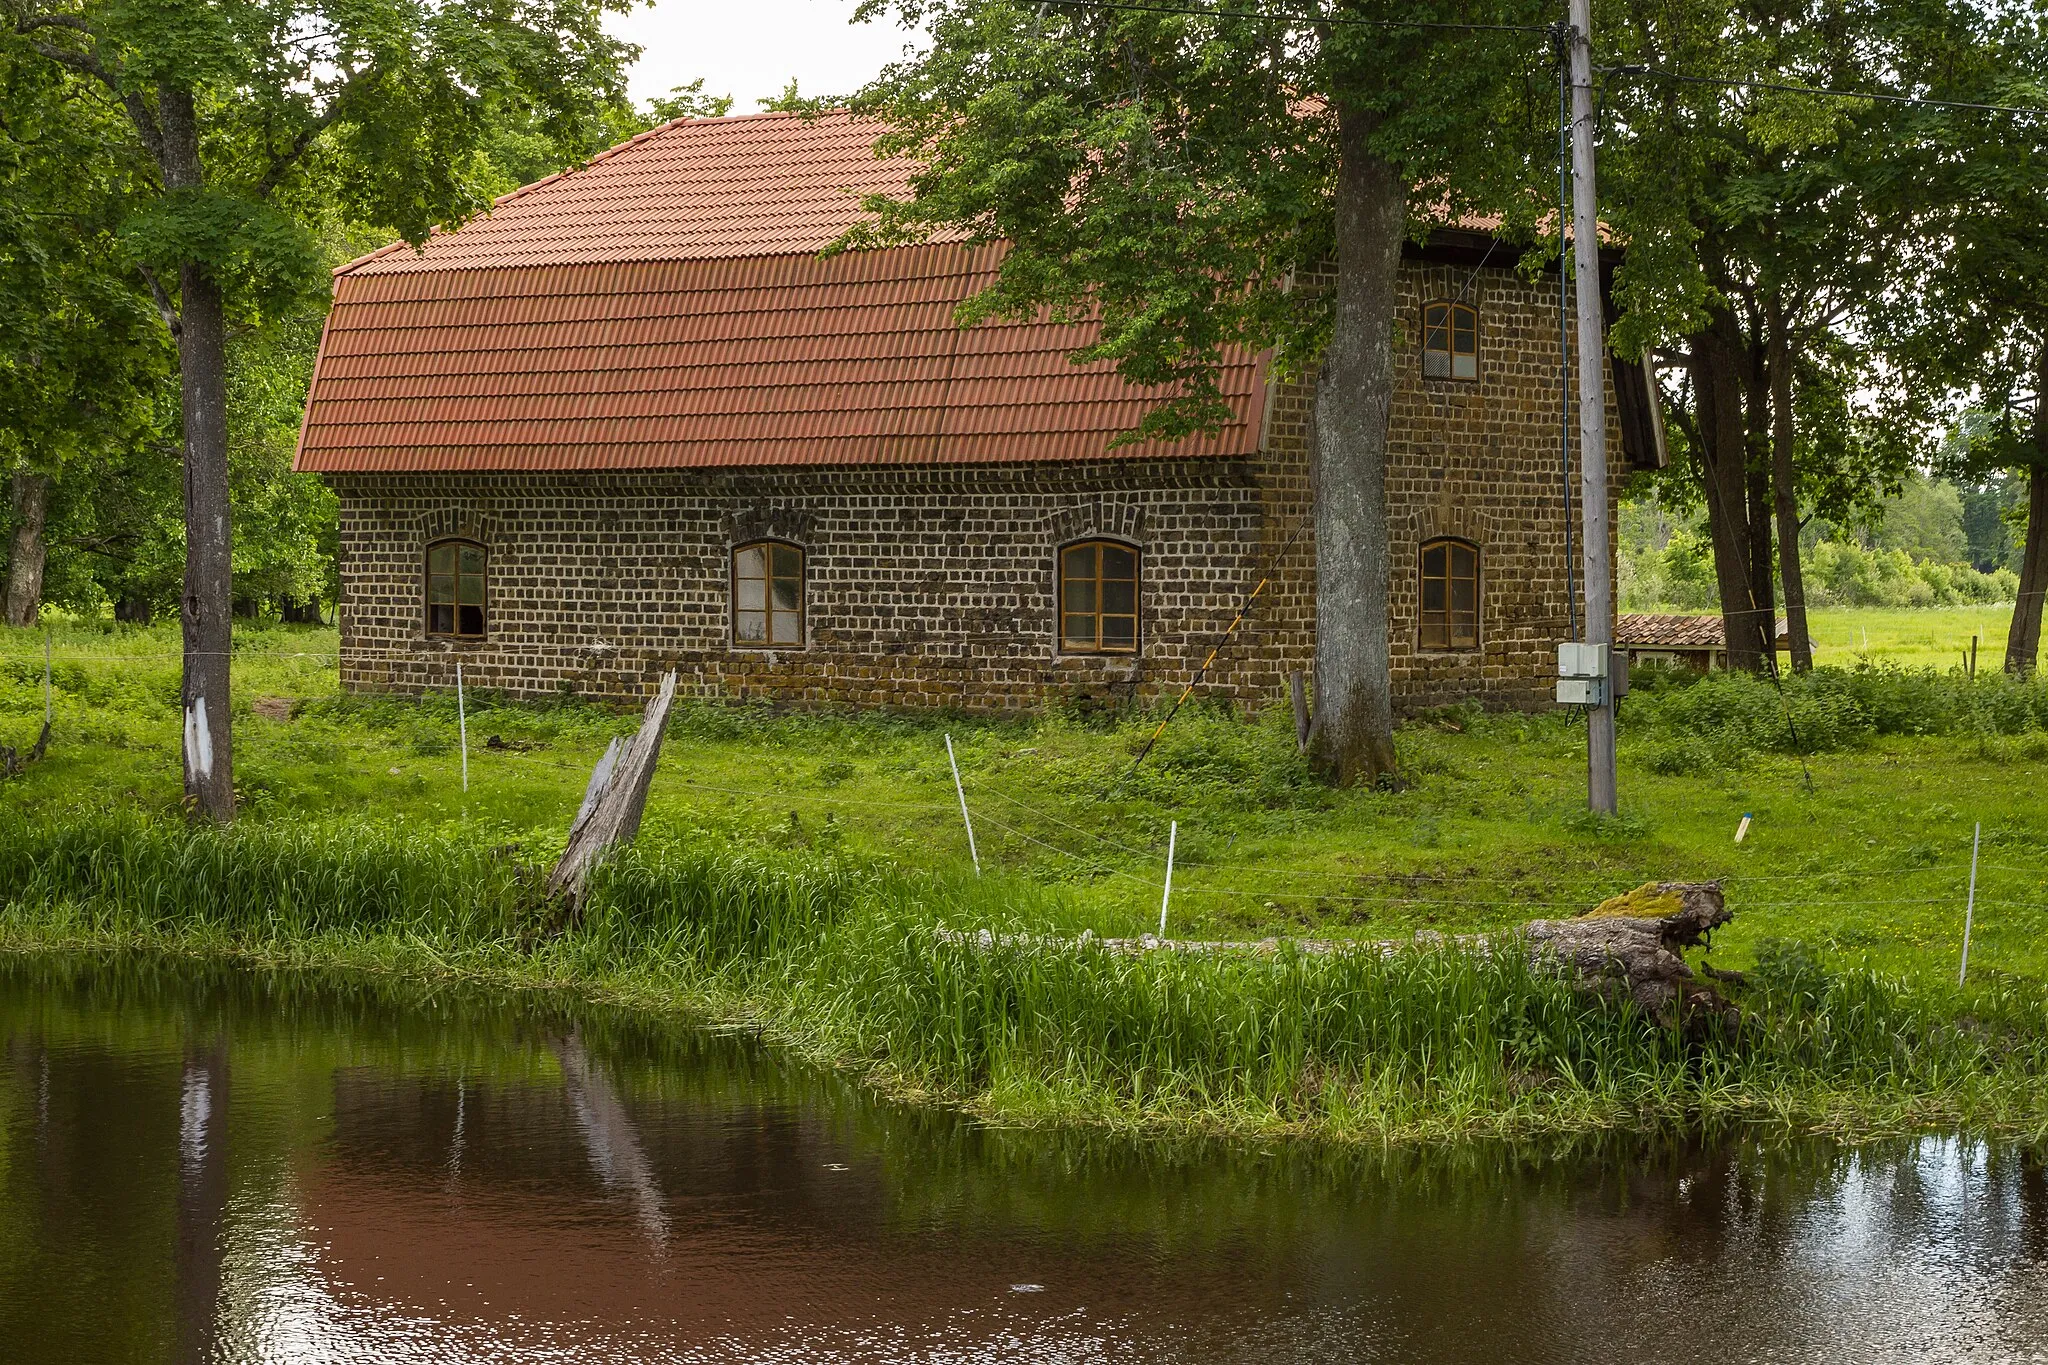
[1568,0,1618,815]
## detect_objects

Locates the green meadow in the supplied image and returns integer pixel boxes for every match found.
[3,614,2047,1142]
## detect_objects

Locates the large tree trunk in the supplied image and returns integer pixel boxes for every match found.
[1304,102,1402,786]
[2005,341,2048,678]
[1766,304,1812,672]
[1691,312,1766,671]
[1741,342,1776,670]
[5,471,49,627]
[159,86,235,822]
[2008,468,2047,676]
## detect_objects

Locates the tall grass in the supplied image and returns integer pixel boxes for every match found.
[3,812,2046,1141]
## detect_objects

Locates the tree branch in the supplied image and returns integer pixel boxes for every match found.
[138,266,181,337]
[13,14,166,165]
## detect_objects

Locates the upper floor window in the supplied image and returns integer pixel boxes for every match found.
[734,540,804,647]
[1419,538,1480,650]
[1422,301,1478,381]
[1059,540,1139,654]
[425,540,487,638]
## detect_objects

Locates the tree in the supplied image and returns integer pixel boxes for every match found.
[850,0,1552,784]
[1602,0,1931,675]
[1879,5,2048,675]
[3,0,636,818]
[0,42,168,626]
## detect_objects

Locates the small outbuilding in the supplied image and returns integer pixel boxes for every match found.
[1616,613,1791,672]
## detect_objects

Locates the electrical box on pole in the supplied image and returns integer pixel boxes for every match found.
[1566,0,1618,815]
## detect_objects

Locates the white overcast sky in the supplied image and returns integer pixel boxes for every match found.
[606,0,927,113]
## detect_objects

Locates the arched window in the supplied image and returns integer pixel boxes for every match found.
[1419,538,1480,650]
[1059,540,1139,654]
[1422,300,1478,380]
[733,540,805,647]
[425,539,487,638]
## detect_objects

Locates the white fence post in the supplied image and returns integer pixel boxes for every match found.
[456,663,469,793]
[1960,822,1981,986]
[1158,820,1178,939]
[945,733,979,874]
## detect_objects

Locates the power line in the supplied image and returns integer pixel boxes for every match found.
[1600,64,2048,118]
[1034,0,1549,35]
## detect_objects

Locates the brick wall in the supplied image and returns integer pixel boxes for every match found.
[329,256,1625,713]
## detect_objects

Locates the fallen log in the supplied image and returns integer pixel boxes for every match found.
[1521,881,1737,1033]
[938,880,1739,1031]
[545,671,679,907]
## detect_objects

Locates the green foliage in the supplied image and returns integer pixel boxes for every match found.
[757,79,834,116]
[645,78,735,124]
[1624,663,2048,759]
[1804,540,2016,609]
[847,0,1553,441]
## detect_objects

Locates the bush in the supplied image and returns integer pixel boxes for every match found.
[1621,662,2048,754]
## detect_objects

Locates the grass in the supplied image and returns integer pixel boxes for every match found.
[3,813,2044,1143]
[2,613,2047,1142]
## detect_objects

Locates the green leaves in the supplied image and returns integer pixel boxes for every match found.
[850,0,1554,440]
[116,188,324,318]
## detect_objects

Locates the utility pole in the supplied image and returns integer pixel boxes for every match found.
[1568,0,1617,815]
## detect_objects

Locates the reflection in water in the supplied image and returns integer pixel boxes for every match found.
[548,1030,672,1249]
[0,953,2043,1364]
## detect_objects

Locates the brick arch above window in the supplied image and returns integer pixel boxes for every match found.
[415,506,498,550]
[1410,500,1497,548]
[1047,498,1146,548]
[725,503,816,549]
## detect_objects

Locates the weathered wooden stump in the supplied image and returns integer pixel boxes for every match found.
[545,671,679,908]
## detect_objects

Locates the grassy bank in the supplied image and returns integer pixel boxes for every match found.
[2,814,2045,1143]
[4,616,2048,1141]
[5,618,2048,985]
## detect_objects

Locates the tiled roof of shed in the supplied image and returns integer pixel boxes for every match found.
[297,111,1267,472]
[1617,614,1791,648]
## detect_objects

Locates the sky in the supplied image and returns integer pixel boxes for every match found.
[605,0,927,113]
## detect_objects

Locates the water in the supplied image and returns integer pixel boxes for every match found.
[1,954,2044,1364]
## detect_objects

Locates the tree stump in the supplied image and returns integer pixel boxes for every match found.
[545,671,679,908]
[1520,881,1737,1033]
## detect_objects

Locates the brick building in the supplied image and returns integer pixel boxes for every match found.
[295,110,1661,713]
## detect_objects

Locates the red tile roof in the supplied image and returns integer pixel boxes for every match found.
[1617,614,1791,648]
[296,111,1267,473]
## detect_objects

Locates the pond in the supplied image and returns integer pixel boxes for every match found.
[0,953,2043,1364]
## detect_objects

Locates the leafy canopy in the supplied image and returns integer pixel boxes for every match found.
[848,0,1557,441]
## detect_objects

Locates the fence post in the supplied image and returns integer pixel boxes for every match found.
[43,626,52,728]
[1960,822,1981,986]
[456,662,469,794]
[945,733,979,874]
[1158,819,1178,938]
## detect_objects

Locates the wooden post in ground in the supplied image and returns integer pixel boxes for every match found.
[546,671,679,905]
[1289,671,1311,753]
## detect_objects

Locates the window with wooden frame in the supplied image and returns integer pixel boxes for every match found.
[1422,300,1479,380]
[1418,538,1480,650]
[1059,540,1140,654]
[425,539,487,639]
[732,540,805,647]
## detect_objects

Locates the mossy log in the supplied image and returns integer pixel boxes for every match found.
[964,880,1740,1031]
[1521,881,1737,1033]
